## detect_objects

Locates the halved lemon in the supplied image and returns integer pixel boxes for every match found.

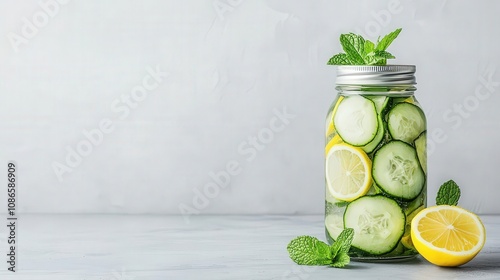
[411,205,486,267]
[325,144,372,202]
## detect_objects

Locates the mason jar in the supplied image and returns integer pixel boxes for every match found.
[324,65,426,260]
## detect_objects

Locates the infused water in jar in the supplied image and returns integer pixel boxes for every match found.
[324,65,426,260]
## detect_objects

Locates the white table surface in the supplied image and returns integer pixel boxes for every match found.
[0,214,498,279]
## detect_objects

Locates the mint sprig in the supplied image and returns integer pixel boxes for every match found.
[327,28,402,66]
[286,236,333,265]
[287,228,354,268]
[375,28,402,52]
[436,180,461,206]
[329,228,354,267]
[339,33,366,65]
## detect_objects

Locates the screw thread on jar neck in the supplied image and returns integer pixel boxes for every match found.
[335,85,416,96]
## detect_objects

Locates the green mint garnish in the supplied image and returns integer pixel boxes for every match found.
[330,228,354,256]
[375,28,402,52]
[327,28,402,66]
[436,180,461,206]
[287,236,333,265]
[328,53,351,65]
[287,228,354,268]
[339,33,366,65]
[329,228,354,267]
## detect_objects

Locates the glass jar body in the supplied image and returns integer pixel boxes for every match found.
[324,85,427,261]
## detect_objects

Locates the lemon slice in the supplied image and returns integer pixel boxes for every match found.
[325,135,342,156]
[411,205,486,267]
[325,96,344,137]
[325,144,372,202]
[326,122,335,138]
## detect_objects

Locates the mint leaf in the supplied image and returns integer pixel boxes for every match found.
[364,40,375,56]
[365,50,394,65]
[327,53,351,65]
[287,236,332,265]
[328,28,402,65]
[330,252,350,268]
[366,56,387,66]
[339,33,366,65]
[375,28,402,51]
[436,180,461,206]
[287,229,354,268]
[330,228,354,257]
[374,50,395,59]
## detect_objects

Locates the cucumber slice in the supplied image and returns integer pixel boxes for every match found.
[344,196,405,255]
[366,181,383,195]
[391,96,414,104]
[366,96,389,113]
[401,205,425,250]
[325,214,345,241]
[381,242,405,257]
[404,191,426,216]
[387,103,426,144]
[334,96,378,146]
[362,116,385,153]
[372,141,425,200]
[361,96,388,153]
[414,131,427,174]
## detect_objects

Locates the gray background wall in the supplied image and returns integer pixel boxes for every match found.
[1,0,499,216]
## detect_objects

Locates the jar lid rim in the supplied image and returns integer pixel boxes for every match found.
[336,65,416,85]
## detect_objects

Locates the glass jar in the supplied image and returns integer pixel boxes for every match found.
[324,65,426,261]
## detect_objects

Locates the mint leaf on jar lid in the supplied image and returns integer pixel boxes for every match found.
[327,28,402,66]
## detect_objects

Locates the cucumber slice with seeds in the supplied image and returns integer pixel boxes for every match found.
[387,103,426,144]
[372,141,425,201]
[344,195,405,255]
[334,96,378,146]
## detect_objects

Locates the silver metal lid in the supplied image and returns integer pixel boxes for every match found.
[336,65,416,85]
